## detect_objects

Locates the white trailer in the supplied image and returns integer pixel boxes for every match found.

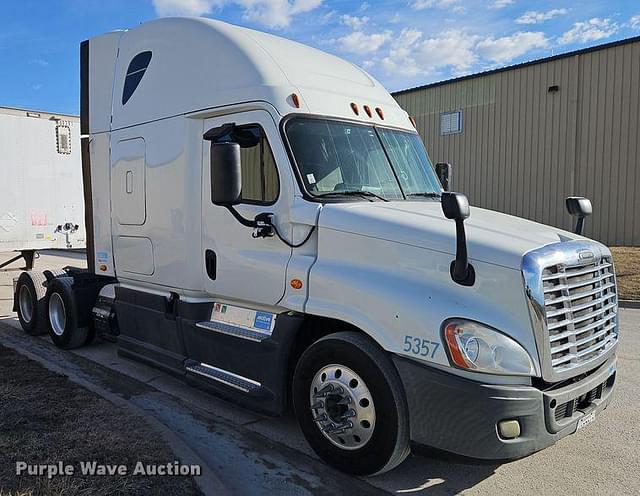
[14,18,618,475]
[0,107,85,269]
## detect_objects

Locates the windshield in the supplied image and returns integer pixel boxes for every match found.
[285,118,442,201]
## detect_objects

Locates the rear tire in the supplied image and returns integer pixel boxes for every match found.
[15,271,48,335]
[46,277,88,349]
[293,332,410,475]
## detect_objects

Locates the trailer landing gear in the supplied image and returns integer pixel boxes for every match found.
[0,250,36,271]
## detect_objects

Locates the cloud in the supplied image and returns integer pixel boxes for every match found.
[630,15,640,30]
[559,18,619,45]
[411,0,460,11]
[381,28,478,77]
[152,0,223,16]
[516,9,569,25]
[336,30,392,54]
[488,0,513,10]
[152,0,322,28]
[340,15,369,30]
[28,58,49,67]
[476,31,548,63]
[239,0,323,28]
[32,84,43,90]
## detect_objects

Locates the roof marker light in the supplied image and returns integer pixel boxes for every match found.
[291,93,300,108]
[364,105,372,118]
[375,107,384,120]
[410,116,417,128]
[350,102,359,116]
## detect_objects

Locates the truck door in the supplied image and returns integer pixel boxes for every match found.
[202,110,291,306]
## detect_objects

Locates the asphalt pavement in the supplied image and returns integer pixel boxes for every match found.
[1,250,638,495]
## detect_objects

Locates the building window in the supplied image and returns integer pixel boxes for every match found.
[122,51,152,105]
[213,125,279,205]
[56,125,72,154]
[440,110,463,135]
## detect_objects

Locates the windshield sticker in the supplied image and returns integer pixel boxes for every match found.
[306,173,316,184]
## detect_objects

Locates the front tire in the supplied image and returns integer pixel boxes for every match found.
[46,277,88,349]
[293,332,410,475]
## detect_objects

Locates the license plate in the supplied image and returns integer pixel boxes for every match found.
[577,411,596,430]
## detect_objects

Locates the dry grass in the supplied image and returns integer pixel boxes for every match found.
[610,246,640,300]
[0,346,201,496]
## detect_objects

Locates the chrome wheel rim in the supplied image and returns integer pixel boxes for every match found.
[49,293,66,336]
[18,285,34,323]
[309,364,376,450]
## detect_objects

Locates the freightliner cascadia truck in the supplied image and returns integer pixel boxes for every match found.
[13,18,618,475]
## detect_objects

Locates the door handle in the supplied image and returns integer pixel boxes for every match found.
[205,249,216,280]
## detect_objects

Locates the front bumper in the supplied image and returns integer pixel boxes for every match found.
[393,354,617,460]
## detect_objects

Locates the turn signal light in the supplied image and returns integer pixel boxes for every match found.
[290,279,303,289]
[443,323,469,369]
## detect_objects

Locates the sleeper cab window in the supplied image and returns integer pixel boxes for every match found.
[214,126,280,205]
[122,51,152,105]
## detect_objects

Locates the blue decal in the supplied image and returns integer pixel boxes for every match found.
[253,311,273,331]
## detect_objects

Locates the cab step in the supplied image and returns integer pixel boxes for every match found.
[195,320,270,343]
[184,359,262,393]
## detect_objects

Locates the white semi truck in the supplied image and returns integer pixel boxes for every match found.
[13,18,618,475]
[0,107,85,269]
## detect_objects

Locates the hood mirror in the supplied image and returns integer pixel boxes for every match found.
[442,192,475,286]
[565,197,592,236]
[435,162,451,191]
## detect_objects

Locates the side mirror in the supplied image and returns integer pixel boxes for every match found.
[210,142,242,206]
[565,197,592,235]
[441,192,474,286]
[442,191,469,221]
[435,162,452,191]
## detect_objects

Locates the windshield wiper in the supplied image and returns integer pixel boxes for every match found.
[315,190,389,202]
[406,192,442,199]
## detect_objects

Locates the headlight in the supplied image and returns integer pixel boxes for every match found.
[442,319,535,376]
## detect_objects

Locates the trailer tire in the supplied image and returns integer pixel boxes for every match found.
[15,271,49,335]
[293,331,410,476]
[46,277,88,349]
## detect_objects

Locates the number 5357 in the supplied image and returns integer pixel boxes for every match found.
[403,335,440,359]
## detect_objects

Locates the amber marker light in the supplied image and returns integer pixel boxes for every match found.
[350,102,359,115]
[410,116,417,128]
[99,264,108,272]
[364,105,372,118]
[291,93,300,108]
[290,279,303,289]
[443,322,470,369]
[375,107,384,119]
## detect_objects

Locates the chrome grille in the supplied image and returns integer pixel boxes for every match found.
[541,257,618,373]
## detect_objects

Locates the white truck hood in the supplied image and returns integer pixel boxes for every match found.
[318,201,584,270]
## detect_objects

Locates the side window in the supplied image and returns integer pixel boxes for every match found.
[55,124,72,155]
[122,51,152,105]
[215,125,279,204]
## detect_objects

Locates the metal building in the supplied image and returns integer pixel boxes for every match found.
[393,36,640,246]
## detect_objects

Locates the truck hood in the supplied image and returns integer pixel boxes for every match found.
[318,201,584,270]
